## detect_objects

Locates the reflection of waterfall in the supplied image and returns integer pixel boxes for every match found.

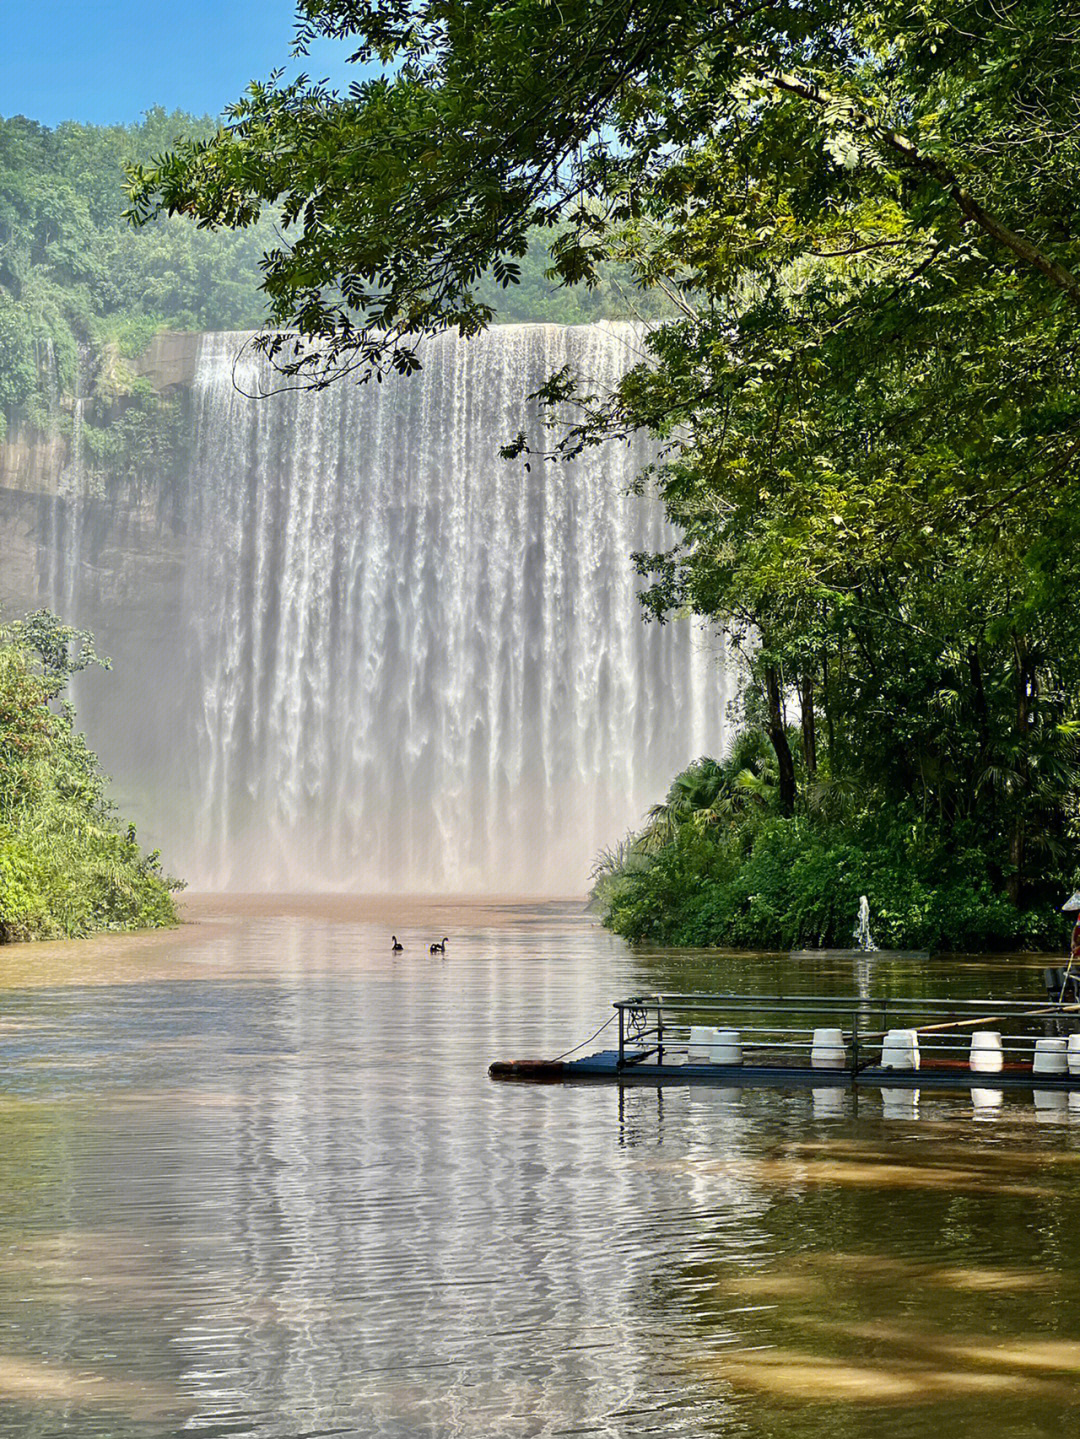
[856,953,874,1003]
[180,324,728,892]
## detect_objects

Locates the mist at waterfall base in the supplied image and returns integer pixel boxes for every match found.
[46,324,730,894]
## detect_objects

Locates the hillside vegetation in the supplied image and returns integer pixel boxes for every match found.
[0,108,652,466]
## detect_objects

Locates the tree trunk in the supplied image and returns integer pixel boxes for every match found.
[1006,636,1034,907]
[764,664,797,816]
[968,644,991,764]
[799,671,817,777]
[1007,822,1024,907]
[966,642,992,824]
[822,649,836,764]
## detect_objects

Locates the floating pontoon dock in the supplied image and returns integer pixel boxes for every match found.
[489,992,1080,1091]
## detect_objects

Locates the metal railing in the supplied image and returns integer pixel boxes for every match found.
[612,992,1080,1075]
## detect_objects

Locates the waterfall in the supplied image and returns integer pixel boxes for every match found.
[177,323,729,892]
[47,343,91,711]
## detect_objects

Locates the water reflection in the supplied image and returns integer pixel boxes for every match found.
[812,1087,846,1119]
[1033,1089,1070,1123]
[880,1088,920,1121]
[971,1086,1004,1118]
[0,898,1076,1437]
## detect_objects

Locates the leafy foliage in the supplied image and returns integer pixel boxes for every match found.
[592,746,1064,952]
[0,612,182,943]
[128,0,1080,378]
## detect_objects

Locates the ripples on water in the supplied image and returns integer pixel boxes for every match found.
[0,897,1077,1438]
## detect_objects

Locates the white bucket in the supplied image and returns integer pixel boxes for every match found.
[811,1027,847,1068]
[880,1028,920,1071]
[1067,1033,1080,1075]
[709,1028,743,1066]
[969,1031,1004,1073]
[1032,1037,1068,1075]
[688,1026,713,1062]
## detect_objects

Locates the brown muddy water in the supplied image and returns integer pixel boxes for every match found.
[0,895,1077,1438]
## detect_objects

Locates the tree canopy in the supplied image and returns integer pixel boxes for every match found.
[127,0,1080,375]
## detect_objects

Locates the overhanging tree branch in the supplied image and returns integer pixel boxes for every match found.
[763,67,1080,308]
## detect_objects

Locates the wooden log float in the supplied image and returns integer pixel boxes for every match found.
[488,1059,566,1082]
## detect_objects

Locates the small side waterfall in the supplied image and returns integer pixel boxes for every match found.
[47,345,93,717]
[179,324,729,891]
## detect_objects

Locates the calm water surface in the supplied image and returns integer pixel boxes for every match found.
[0,896,1077,1438]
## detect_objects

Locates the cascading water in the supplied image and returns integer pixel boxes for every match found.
[854,895,879,953]
[177,323,730,892]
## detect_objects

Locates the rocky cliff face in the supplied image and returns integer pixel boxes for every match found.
[0,332,199,499]
[0,425,69,498]
[0,331,200,859]
[130,330,202,393]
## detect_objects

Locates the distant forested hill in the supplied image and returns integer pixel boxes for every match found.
[0,110,278,432]
[0,108,655,448]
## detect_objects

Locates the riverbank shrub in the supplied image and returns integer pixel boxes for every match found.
[0,612,182,943]
[592,746,1065,953]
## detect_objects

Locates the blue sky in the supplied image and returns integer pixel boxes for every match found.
[3,0,359,128]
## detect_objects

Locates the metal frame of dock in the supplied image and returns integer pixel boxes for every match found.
[487,992,1080,1089]
[590,992,1080,1090]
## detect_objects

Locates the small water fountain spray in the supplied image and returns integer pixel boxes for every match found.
[853,894,879,953]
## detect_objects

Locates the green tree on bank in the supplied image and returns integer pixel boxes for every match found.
[590,753,1068,953]
[0,611,181,942]
[126,0,1080,950]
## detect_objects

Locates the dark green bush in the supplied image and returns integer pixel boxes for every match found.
[595,749,1064,953]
